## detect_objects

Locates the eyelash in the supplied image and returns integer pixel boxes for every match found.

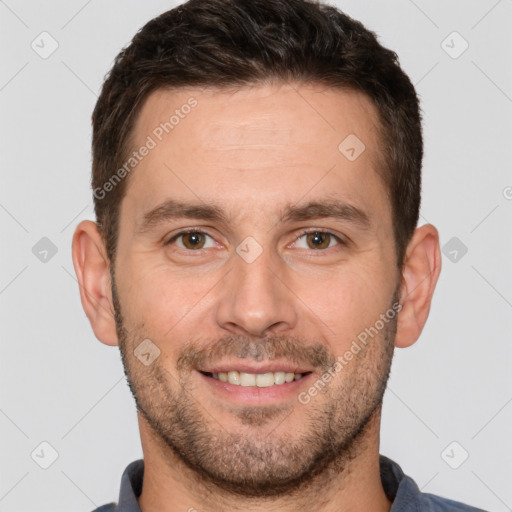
[294,229,345,251]
[165,228,346,252]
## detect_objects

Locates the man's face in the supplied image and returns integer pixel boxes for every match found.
[112,83,401,495]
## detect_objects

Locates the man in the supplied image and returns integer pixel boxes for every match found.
[71,0,485,510]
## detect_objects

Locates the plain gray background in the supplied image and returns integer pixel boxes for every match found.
[1,1,511,510]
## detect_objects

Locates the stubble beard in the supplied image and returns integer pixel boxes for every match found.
[111,273,398,498]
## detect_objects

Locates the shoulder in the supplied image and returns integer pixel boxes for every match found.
[89,504,117,512]
[87,459,144,512]
[416,492,489,512]
[380,455,488,512]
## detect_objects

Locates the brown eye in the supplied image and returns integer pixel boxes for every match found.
[167,230,216,250]
[181,232,206,249]
[293,230,343,251]
[306,231,331,250]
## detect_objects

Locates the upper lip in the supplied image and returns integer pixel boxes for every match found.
[198,360,313,375]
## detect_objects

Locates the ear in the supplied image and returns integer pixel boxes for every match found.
[71,220,119,346]
[394,224,442,348]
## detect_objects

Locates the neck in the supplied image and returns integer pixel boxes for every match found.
[137,408,392,512]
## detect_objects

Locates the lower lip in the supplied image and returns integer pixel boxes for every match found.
[198,371,314,405]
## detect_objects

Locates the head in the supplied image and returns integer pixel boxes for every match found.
[91,0,422,270]
[73,0,441,499]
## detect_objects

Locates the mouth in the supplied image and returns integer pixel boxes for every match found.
[200,370,312,387]
[196,359,316,405]
[197,363,315,406]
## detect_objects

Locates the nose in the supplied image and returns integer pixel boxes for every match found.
[214,245,298,338]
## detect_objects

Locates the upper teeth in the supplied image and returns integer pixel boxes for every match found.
[211,371,303,387]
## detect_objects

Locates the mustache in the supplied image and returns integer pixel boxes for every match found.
[176,333,336,373]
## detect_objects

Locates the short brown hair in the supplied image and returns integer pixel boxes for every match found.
[92,0,422,268]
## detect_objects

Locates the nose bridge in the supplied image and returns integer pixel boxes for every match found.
[215,241,297,337]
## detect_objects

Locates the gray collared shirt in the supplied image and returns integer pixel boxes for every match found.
[91,455,488,511]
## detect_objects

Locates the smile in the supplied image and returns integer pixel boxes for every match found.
[203,370,310,387]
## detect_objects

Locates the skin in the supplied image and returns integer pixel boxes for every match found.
[72,82,441,512]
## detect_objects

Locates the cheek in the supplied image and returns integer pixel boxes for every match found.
[117,259,217,338]
[116,238,397,355]
[292,262,395,346]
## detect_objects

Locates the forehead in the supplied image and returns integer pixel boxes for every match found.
[122,82,390,227]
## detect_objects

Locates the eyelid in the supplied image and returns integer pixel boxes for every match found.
[165,227,218,247]
[165,227,347,252]
[292,228,347,249]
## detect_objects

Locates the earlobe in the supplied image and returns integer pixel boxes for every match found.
[71,220,119,346]
[394,224,442,349]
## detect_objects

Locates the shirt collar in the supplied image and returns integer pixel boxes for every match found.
[113,455,419,511]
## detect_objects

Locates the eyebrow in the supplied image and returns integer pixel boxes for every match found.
[136,198,371,234]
